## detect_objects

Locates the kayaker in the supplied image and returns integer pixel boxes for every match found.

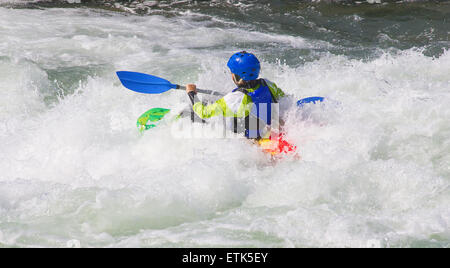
[185,51,288,140]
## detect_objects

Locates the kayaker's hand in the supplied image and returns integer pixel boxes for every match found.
[186,84,197,94]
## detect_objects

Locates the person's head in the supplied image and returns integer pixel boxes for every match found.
[227,51,260,87]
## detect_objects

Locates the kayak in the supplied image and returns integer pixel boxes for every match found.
[136,97,324,156]
[257,134,297,156]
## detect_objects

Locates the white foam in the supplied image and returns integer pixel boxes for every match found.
[0,7,448,247]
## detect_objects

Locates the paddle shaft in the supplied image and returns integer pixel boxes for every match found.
[176,85,224,96]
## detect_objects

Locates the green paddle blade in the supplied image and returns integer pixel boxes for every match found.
[137,108,171,132]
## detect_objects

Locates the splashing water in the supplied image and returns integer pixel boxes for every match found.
[0,1,449,247]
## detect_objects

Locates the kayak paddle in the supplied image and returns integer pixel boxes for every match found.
[116,71,224,96]
[117,71,324,107]
[297,96,324,107]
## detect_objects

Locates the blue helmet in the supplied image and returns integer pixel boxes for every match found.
[227,51,260,81]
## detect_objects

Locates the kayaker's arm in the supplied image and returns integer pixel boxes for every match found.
[186,83,223,119]
[185,84,250,119]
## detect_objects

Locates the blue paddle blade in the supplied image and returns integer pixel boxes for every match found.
[297,96,325,107]
[116,71,178,94]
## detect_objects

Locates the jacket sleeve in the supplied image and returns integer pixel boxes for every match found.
[192,98,227,119]
[190,91,251,119]
[264,79,286,101]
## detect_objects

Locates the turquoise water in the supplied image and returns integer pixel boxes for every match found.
[0,0,448,248]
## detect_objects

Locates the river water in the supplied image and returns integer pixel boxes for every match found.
[0,0,449,247]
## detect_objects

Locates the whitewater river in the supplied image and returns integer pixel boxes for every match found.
[0,0,449,247]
